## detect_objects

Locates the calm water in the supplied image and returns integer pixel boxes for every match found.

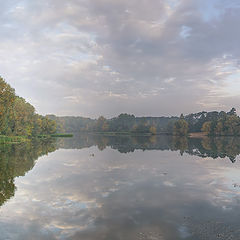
[0,135,240,240]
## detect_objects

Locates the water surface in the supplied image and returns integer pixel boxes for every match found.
[0,135,240,240]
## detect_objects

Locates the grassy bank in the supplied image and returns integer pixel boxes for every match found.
[37,133,73,138]
[0,135,29,144]
[50,133,73,137]
[0,133,73,144]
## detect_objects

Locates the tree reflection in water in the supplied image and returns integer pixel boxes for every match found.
[0,135,240,239]
[58,134,240,163]
[1,135,240,214]
[0,138,57,206]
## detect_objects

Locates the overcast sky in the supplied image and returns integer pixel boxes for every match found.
[1,0,240,118]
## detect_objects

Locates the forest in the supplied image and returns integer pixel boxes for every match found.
[49,108,240,137]
[48,114,178,135]
[0,77,56,138]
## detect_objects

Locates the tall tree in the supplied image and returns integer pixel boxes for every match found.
[173,114,189,136]
[0,77,56,136]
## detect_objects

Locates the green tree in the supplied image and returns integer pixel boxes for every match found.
[0,77,15,134]
[173,115,189,136]
[201,121,211,135]
[0,77,56,137]
[96,116,109,132]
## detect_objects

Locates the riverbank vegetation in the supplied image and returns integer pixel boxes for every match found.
[48,108,240,137]
[201,108,240,136]
[0,77,56,142]
[48,114,177,135]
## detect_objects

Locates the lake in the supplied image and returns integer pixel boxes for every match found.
[0,135,240,240]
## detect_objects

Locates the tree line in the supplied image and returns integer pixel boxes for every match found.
[201,108,240,136]
[0,77,56,136]
[169,108,240,136]
[48,108,240,137]
[48,113,178,135]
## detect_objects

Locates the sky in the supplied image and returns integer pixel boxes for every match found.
[1,0,240,118]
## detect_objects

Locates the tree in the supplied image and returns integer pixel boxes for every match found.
[0,77,57,136]
[201,121,211,135]
[0,77,15,134]
[215,121,223,135]
[228,107,237,116]
[96,116,109,132]
[173,115,189,136]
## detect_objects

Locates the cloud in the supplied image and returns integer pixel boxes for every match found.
[0,0,240,117]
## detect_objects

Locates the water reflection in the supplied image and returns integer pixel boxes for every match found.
[0,138,57,206]
[0,135,240,239]
[58,134,240,162]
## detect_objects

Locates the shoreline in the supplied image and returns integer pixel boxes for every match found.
[188,132,208,139]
